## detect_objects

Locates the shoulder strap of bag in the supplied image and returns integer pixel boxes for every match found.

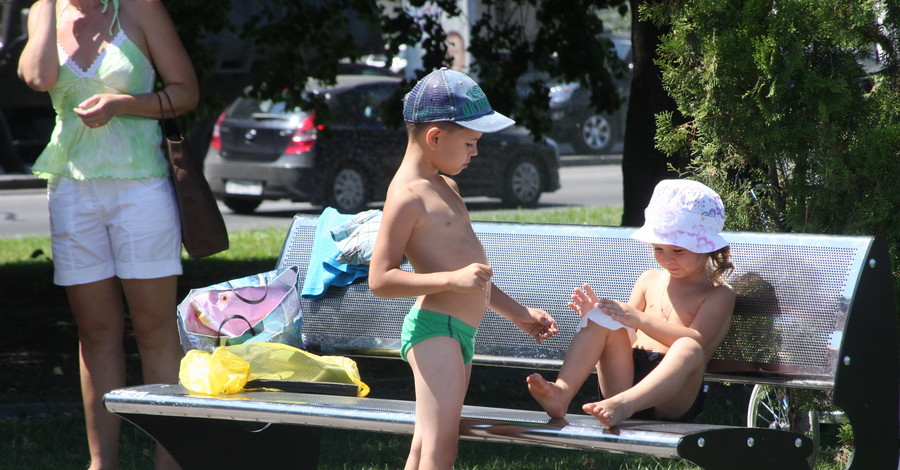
[156,90,184,142]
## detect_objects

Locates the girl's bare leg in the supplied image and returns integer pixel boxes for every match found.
[527,322,633,419]
[121,276,183,470]
[405,336,471,470]
[583,337,706,428]
[68,278,127,470]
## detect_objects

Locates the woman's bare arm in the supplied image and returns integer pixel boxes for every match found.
[18,0,60,91]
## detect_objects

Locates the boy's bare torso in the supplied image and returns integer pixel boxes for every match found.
[398,173,491,327]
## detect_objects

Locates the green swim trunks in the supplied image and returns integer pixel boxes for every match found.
[400,307,478,364]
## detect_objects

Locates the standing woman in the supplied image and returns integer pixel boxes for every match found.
[18,0,197,468]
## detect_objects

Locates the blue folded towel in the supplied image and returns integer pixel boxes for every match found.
[300,207,370,299]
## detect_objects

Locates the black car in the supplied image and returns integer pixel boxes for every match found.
[203,75,560,214]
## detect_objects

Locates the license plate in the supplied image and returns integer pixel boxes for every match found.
[224,180,263,196]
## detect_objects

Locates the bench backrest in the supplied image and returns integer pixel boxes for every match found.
[277,215,890,392]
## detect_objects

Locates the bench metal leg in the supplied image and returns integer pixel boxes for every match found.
[118,413,321,469]
[678,427,813,470]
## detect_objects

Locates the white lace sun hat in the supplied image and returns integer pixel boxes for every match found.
[630,179,728,253]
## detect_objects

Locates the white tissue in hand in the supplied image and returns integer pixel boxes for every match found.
[577,307,632,332]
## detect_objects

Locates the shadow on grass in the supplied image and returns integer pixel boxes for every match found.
[0,257,277,405]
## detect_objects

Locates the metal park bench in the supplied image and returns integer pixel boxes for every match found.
[104,215,898,470]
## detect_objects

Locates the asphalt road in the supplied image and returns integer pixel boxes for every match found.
[0,161,623,238]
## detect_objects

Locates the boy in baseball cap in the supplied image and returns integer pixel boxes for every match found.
[369,68,558,469]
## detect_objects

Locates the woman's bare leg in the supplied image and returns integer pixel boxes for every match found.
[68,278,127,470]
[121,276,182,470]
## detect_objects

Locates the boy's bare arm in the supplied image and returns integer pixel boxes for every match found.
[369,187,430,298]
[489,285,559,344]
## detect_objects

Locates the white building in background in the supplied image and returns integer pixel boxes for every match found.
[385,0,543,80]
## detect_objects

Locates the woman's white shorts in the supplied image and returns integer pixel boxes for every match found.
[48,177,183,286]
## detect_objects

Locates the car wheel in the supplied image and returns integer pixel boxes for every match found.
[574,113,614,155]
[501,157,542,208]
[327,164,368,214]
[223,197,262,214]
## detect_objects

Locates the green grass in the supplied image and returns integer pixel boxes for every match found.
[0,206,848,469]
[474,206,623,226]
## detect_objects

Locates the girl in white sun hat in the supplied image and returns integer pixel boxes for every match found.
[527,179,736,428]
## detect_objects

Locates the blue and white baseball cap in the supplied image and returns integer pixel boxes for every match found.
[403,68,515,133]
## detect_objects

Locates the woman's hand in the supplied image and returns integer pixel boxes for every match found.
[74,94,124,128]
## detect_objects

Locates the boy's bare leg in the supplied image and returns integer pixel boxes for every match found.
[583,337,706,428]
[527,323,633,419]
[122,277,183,470]
[406,336,471,470]
[68,278,127,470]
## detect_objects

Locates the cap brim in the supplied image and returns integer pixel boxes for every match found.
[455,111,515,133]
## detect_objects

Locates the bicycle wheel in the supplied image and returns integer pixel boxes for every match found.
[747,384,820,465]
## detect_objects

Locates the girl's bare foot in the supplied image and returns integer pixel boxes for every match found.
[582,397,632,429]
[526,373,568,419]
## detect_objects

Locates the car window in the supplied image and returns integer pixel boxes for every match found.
[228,97,301,119]
[332,84,395,127]
[364,85,396,123]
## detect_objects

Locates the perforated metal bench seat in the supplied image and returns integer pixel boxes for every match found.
[104,215,898,470]
[104,383,813,469]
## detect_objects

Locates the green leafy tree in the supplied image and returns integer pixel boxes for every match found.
[166,1,630,139]
[646,0,900,295]
[466,1,628,140]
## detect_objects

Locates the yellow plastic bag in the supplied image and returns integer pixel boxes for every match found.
[179,347,250,395]
[226,342,370,397]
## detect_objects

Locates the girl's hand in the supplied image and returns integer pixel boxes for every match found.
[74,94,122,128]
[568,283,601,317]
[597,298,640,329]
[450,263,493,293]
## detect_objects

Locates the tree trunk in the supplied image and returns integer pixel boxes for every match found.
[620,0,684,227]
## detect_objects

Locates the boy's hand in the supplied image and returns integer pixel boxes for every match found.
[450,263,493,293]
[514,307,559,344]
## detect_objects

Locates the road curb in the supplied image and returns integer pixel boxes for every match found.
[0,154,621,190]
[560,154,621,167]
[0,174,45,190]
